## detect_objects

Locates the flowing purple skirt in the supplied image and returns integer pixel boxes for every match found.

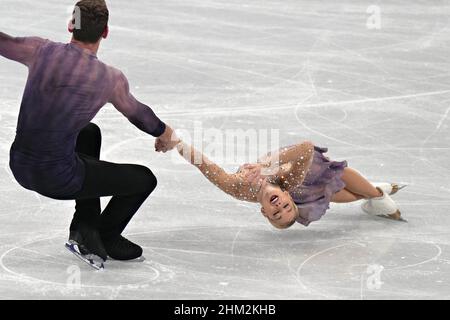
[292,146,347,226]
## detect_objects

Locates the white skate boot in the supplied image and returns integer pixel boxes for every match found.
[361,187,407,222]
[372,182,407,196]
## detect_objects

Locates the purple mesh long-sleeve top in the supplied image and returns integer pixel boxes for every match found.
[0,34,166,197]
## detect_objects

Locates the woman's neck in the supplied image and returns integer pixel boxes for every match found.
[256,179,273,202]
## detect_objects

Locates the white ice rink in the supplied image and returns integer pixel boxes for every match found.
[1,0,450,299]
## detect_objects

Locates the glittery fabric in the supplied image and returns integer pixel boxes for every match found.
[292,146,347,226]
[177,141,315,203]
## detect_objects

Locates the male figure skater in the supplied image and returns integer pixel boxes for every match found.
[0,0,178,268]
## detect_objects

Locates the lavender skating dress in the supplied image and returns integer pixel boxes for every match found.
[291,146,347,226]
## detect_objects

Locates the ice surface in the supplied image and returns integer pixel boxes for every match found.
[0,0,449,299]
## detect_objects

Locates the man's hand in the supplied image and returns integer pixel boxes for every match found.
[155,125,180,153]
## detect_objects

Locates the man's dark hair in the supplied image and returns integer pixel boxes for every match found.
[72,0,109,44]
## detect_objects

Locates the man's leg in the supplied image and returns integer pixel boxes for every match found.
[64,121,157,260]
[72,156,158,260]
[70,123,102,231]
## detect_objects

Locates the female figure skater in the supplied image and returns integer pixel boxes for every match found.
[174,140,406,229]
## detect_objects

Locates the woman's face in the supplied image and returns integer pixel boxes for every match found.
[259,182,299,228]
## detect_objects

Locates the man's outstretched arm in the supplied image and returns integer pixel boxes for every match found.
[0,32,44,66]
[109,71,177,147]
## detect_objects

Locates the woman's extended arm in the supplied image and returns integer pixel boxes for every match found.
[177,141,258,202]
[263,141,315,188]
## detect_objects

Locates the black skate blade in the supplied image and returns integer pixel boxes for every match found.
[107,256,146,263]
[65,242,105,271]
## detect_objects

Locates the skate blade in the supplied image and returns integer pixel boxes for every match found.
[107,256,146,263]
[65,242,105,271]
[377,210,408,223]
[390,183,408,195]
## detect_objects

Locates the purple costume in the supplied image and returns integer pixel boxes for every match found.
[293,146,348,226]
[0,36,165,197]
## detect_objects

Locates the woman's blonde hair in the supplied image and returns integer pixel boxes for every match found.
[269,218,297,230]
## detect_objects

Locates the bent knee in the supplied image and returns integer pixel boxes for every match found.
[82,123,102,139]
[139,166,158,193]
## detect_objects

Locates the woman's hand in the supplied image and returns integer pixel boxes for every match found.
[155,126,180,153]
[241,164,264,186]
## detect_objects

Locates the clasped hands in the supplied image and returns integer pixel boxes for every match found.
[154,126,181,153]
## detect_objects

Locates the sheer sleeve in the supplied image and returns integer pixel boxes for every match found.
[0,33,45,67]
[109,71,166,137]
[268,141,315,188]
[177,142,258,202]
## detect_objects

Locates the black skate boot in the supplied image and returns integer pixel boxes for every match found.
[65,223,108,270]
[103,235,143,261]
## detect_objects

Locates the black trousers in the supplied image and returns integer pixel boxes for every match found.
[63,123,157,240]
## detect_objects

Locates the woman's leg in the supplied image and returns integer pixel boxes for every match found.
[340,167,382,199]
[331,188,365,203]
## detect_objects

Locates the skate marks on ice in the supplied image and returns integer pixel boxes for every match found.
[0,232,176,299]
[294,237,448,299]
[1,0,450,299]
[139,224,450,299]
[0,222,449,299]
